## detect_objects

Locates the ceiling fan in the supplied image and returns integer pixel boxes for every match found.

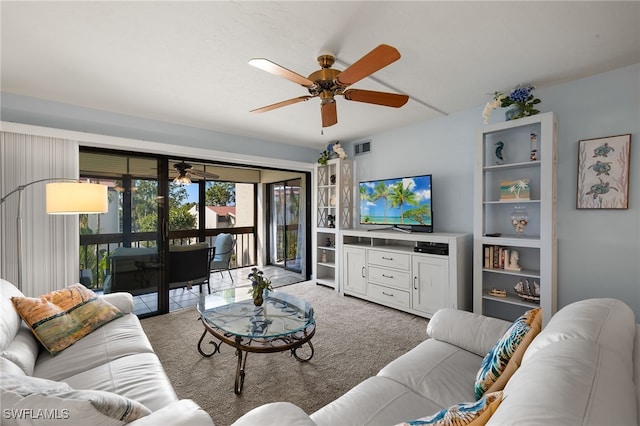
[172,161,219,185]
[249,44,409,128]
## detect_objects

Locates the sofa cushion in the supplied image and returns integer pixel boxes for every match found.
[427,309,511,357]
[488,339,637,425]
[34,313,155,381]
[99,292,135,314]
[11,283,123,356]
[310,376,445,426]
[0,356,27,377]
[378,338,481,405]
[634,324,640,424]
[0,279,26,352]
[474,307,541,399]
[61,353,178,412]
[231,402,317,426]
[0,373,151,424]
[130,399,216,426]
[397,391,502,426]
[0,323,39,375]
[488,298,638,426]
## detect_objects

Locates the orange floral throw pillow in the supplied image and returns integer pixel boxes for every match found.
[11,284,123,356]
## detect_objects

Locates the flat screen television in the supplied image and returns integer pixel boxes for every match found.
[359,174,433,233]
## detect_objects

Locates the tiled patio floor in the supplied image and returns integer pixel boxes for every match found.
[133,265,304,315]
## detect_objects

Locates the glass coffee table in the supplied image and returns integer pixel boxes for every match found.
[197,287,315,394]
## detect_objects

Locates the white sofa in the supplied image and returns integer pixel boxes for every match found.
[0,278,214,426]
[233,298,640,425]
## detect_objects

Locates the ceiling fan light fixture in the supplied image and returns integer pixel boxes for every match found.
[173,174,191,185]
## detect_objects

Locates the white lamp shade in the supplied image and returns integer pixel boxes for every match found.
[46,182,108,214]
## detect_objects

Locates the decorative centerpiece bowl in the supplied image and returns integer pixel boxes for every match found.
[247,267,273,306]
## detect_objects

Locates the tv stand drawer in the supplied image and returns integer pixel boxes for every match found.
[368,283,410,309]
[368,250,410,270]
[368,266,411,290]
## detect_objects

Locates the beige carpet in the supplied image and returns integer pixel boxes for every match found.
[141,281,429,426]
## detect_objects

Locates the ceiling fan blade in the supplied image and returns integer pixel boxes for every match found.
[335,44,401,86]
[188,169,220,180]
[249,58,315,87]
[343,89,409,108]
[321,101,337,128]
[250,96,313,113]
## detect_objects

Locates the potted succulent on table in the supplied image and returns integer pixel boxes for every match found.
[247,267,273,306]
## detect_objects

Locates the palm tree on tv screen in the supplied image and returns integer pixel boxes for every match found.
[371,181,392,223]
[389,181,419,224]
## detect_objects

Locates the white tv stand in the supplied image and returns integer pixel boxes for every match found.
[340,229,472,318]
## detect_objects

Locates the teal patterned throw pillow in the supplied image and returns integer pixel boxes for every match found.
[397,391,502,426]
[474,307,542,399]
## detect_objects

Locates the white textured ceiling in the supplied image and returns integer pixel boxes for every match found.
[2,1,639,149]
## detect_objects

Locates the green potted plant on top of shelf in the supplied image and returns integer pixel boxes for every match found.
[247,267,273,306]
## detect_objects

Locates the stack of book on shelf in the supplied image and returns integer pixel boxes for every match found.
[484,245,521,271]
[483,245,513,270]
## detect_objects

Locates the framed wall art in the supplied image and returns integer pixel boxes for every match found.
[577,134,631,209]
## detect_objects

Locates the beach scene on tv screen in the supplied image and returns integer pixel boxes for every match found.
[360,175,432,226]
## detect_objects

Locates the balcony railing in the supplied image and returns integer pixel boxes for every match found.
[79,227,256,290]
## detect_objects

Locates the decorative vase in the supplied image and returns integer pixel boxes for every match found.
[510,205,529,237]
[253,295,263,306]
[505,107,522,121]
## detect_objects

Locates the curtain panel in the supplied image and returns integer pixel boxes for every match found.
[0,132,79,296]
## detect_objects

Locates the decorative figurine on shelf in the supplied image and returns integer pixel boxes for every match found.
[494,141,505,165]
[530,132,538,161]
[329,194,336,206]
[327,214,335,228]
[514,279,540,303]
[324,237,332,247]
[505,250,522,271]
[321,250,328,263]
[330,174,336,185]
[247,267,273,306]
[510,205,529,236]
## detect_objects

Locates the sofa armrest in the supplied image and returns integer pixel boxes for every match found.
[99,292,134,314]
[427,309,511,357]
[128,399,214,426]
[231,402,316,426]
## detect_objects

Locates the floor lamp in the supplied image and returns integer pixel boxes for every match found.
[0,179,108,291]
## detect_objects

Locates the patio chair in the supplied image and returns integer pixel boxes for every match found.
[210,233,235,282]
[169,242,211,293]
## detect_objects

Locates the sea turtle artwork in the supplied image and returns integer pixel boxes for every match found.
[585,178,618,199]
[592,142,615,158]
[588,161,612,176]
[494,141,504,163]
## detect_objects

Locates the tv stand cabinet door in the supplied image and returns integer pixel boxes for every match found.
[343,246,367,296]
[412,255,449,316]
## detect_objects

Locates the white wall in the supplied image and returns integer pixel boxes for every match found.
[344,63,640,320]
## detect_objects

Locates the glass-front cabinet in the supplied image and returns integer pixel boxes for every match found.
[314,158,352,290]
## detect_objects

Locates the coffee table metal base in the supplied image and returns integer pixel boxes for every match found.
[197,319,315,394]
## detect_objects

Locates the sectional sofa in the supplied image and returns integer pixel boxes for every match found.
[233,298,640,425]
[0,278,214,426]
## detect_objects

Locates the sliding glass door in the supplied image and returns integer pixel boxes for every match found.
[79,151,167,316]
[268,179,303,272]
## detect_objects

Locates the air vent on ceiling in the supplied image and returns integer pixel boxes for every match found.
[354,140,371,156]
